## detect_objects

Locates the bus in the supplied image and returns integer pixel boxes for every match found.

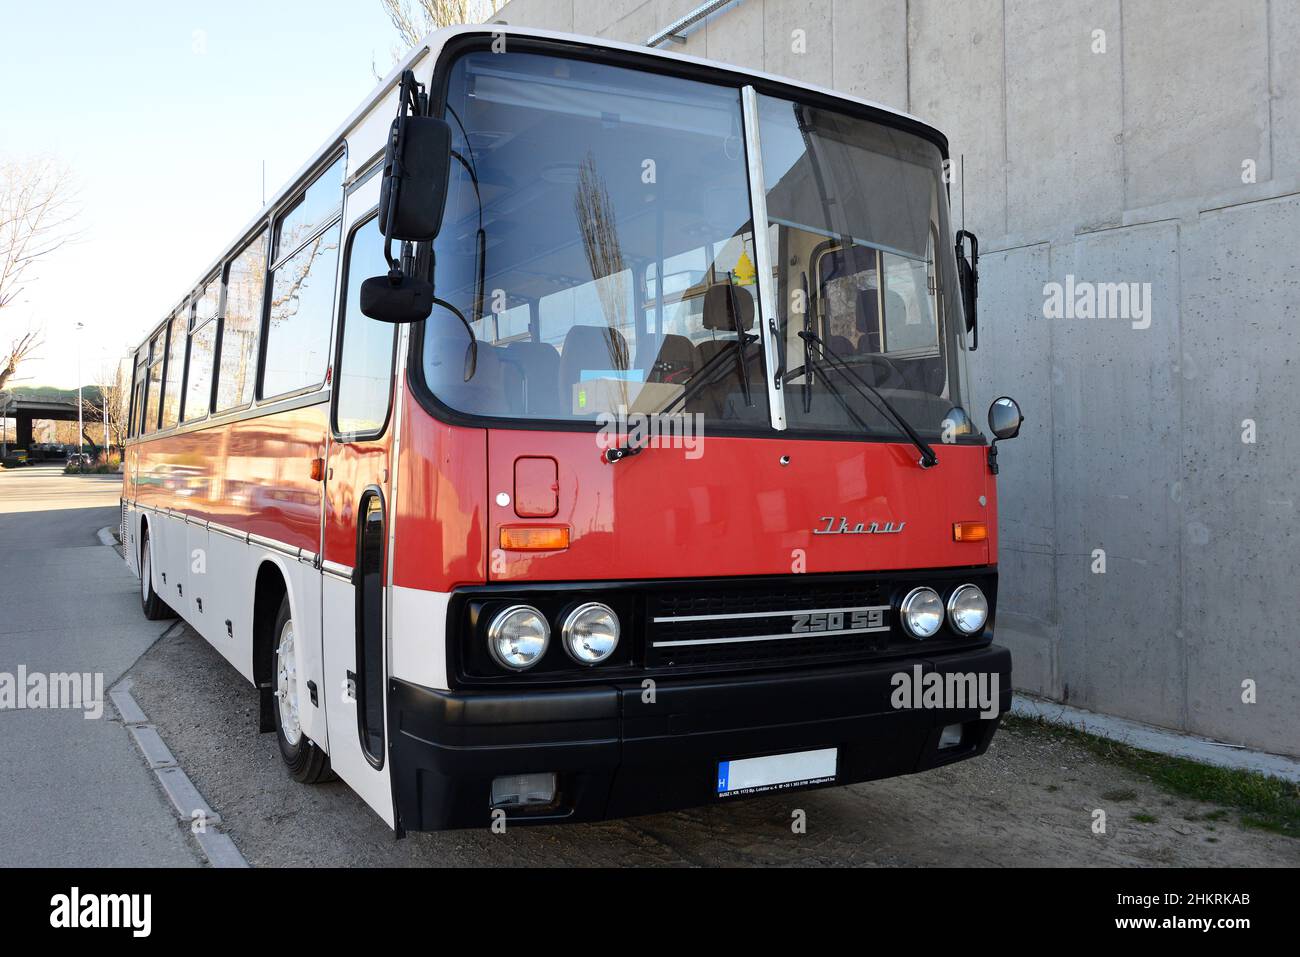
[121,25,1023,832]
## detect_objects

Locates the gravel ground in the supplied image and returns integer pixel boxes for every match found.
[125,624,1300,867]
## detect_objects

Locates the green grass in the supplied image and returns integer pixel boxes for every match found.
[1003,714,1300,838]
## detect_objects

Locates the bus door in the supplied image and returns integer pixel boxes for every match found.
[320,173,400,826]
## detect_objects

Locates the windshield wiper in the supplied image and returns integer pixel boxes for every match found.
[784,354,873,435]
[795,330,939,469]
[604,329,760,463]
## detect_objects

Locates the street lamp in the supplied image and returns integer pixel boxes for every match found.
[76,322,84,464]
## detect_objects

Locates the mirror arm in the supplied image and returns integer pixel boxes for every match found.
[987,439,999,475]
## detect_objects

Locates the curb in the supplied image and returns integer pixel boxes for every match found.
[110,678,250,868]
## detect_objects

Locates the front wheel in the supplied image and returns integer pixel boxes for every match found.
[139,527,175,621]
[272,594,333,783]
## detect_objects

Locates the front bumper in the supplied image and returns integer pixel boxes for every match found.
[390,644,1012,831]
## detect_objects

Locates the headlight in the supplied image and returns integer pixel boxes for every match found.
[900,586,944,639]
[486,605,550,671]
[947,584,988,636]
[561,602,619,665]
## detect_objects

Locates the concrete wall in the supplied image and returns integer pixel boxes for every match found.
[492,0,1300,757]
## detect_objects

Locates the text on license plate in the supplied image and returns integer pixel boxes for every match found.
[716,748,838,798]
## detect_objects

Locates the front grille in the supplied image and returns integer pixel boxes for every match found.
[646,579,896,670]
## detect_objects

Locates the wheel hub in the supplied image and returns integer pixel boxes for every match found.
[275,619,302,746]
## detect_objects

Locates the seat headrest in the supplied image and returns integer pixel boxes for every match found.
[703,284,755,332]
[559,325,629,372]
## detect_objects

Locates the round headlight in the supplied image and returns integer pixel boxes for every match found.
[561,602,620,664]
[947,584,988,636]
[486,605,550,671]
[900,586,944,639]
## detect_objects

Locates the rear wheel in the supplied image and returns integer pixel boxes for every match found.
[272,594,333,783]
[139,526,175,621]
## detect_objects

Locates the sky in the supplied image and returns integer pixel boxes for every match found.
[0,0,410,390]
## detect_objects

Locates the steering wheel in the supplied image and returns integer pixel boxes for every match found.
[854,353,906,391]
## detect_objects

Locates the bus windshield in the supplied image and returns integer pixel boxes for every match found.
[423,50,968,438]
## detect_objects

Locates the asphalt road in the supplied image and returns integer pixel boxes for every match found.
[3,463,1298,867]
[0,465,197,867]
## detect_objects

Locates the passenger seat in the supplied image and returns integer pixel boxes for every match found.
[557,325,630,414]
[503,340,561,415]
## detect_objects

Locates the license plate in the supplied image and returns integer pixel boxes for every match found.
[716,748,838,798]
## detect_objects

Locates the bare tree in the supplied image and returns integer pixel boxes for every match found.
[379,0,505,61]
[0,329,40,394]
[0,156,79,391]
[82,363,128,453]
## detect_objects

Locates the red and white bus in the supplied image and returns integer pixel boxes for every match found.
[121,25,1022,832]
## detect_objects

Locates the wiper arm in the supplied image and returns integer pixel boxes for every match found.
[604,331,759,463]
[796,330,939,469]
[784,356,873,434]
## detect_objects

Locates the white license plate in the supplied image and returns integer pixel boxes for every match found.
[716,748,838,798]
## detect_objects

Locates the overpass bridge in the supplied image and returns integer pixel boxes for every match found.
[0,388,106,454]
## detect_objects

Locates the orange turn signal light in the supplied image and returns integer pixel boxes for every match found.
[499,525,570,551]
[953,521,988,543]
[309,457,325,482]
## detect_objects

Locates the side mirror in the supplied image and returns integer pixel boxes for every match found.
[988,396,1023,440]
[377,114,453,243]
[986,396,1022,476]
[361,75,454,325]
[360,270,433,324]
[956,229,979,351]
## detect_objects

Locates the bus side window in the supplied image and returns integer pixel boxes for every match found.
[333,216,397,438]
[183,277,220,422]
[262,159,344,401]
[215,228,269,412]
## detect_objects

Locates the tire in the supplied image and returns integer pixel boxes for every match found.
[139,526,176,621]
[271,594,333,783]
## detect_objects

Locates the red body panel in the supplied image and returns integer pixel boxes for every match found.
[127,397,998,591]
[481,428,995,583]
[390,391,488,590]
[126,403,328,552]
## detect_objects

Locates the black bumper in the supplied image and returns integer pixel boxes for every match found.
[390,644,1012,831]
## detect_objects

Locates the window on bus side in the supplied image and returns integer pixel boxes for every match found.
[262,218,341,399]
[215,229,268,412]
[333,216,396,437]
[273,154,345,261]
[183,278,220,422]
[160,306,187,429]
[143,331,166,433]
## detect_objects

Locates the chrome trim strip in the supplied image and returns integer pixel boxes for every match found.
[322,560,353,581]
[653,603,890,624]
[741,84,786,431]
[207,522,247,543]
[249,533,302,560]
[652,625,890,648]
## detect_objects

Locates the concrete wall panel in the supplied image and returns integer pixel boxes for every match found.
[1122,0,1270,208]
[907,0,1007,242]
[1004,0,1124,235]
[762,0,833,87]
[831,0,908,110]
[1177,194,1300,755]
[1048,222,1183,726]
